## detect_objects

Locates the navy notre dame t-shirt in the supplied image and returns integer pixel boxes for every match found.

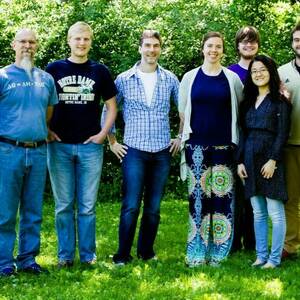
[46,59,117,143]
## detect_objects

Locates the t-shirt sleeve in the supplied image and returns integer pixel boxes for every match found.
[47,75,59,106]
[100,65,117,101]
[0,72,3,96]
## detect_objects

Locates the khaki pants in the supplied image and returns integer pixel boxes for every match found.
[284,145,300,253]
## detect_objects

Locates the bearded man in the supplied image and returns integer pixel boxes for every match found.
[278,22,300,259]
[228,26,260,252]
[0,29,58,276]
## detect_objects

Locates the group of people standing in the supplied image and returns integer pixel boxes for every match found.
[0,21,299,277]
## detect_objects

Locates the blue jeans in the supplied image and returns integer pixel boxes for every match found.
[0,142,47,271]
[47,142,103,262]
[250,195,286,266]
[116,146,171,260]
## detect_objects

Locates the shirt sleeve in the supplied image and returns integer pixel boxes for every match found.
[171,75,179,107]
[178,72,190,113]
[269,100,291,161]
[48,75,59,106]
[100,65,117,101]
[100,75,123,133]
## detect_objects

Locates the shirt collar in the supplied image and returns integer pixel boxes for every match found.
[126,61,166,80]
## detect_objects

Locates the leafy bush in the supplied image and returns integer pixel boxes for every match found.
[0,0,299,202]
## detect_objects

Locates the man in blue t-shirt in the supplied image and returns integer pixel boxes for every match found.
[228,26,260,253]
[0,29,58,277]
[46,22,117,268]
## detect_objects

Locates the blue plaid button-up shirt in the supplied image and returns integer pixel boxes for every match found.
[111,63,179,153]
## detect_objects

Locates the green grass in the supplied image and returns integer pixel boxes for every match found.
[1,199,300,300]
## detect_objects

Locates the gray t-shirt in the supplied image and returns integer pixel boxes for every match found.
[0,64,58,141]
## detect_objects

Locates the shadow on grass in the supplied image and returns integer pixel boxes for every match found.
[1,200,300,300]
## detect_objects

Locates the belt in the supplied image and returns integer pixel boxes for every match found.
[0,136,46,148]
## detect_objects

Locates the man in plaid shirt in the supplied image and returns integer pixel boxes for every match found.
[107,29,180,265]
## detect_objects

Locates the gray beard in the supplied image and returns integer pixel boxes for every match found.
[20,57,33,79]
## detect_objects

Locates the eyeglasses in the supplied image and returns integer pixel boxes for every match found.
[251,68,269,75]
[240,40,258,46]
[16,39,37,45]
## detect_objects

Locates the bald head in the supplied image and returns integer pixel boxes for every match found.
[14,28,37,42]
[12,28,38,67]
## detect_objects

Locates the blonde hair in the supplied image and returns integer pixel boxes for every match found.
[67,22,93,40]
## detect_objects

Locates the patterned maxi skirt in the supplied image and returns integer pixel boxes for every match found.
[185,144,235,266]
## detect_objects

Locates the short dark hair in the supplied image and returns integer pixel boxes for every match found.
[200,31,225,58]
[235,26,260,53]
[291,22,300,41]
[139,29,162,46]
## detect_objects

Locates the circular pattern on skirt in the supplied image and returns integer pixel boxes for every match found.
[212,213,232,245]
[200,167,212,197]
[200,214,210,246]
[211,165,233,197]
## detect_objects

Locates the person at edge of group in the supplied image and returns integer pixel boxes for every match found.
[278,22,300,260]
[178,31,243,267]
[0,29,58,277]
[228,26,260,252]
[46,22,117,268]
[102,29,180,265]
[238,54,291,268]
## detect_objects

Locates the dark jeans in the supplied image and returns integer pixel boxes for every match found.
[232,175,255,251]
[116,146,171,260]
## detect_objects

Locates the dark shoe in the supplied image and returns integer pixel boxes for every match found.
[0,266,16,277]
[138,254,158,261]
[20,262,49,275]
[57,260,74,269]
[230,246,242,254]
[112,254,133,266]
[281,249,297,260]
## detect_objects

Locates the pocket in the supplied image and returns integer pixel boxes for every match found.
[0,142,15,154]
[35,144,47,156]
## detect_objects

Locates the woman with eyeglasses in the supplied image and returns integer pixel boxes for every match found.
[238,54,291,268]
[179,32,243,267]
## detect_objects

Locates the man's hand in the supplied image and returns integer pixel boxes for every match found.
[170,137,181,156]
[84,132,106,145]
[47,129,61,142]
[261,159,277,179]
[110,142,128,161]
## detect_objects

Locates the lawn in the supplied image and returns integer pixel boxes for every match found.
[1,199,299,300]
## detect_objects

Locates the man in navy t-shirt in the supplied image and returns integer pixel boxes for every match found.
[228,26,260,252]
[0,29,58,277]
[46,22,117,268]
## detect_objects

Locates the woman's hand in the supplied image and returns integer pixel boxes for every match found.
[237,164,248,179]
[261,159,277,179]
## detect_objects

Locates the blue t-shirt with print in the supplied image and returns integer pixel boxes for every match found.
[0,64,58,141]
[46,59,117,143]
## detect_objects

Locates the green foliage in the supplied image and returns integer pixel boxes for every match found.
[1,200,300,299]
[0,0,299,202]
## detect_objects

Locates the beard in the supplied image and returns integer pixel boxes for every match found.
[295,49,300,59]
[240,53,256,60]
[20,56,33,79]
